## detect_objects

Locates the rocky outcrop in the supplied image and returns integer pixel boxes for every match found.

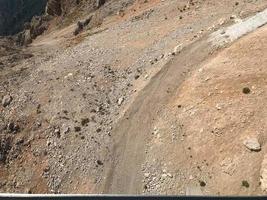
[16,15,52,46]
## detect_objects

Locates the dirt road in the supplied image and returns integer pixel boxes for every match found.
[103,37,215,194]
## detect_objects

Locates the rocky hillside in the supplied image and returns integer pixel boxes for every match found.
[0,0,47,36]
[1,0,267,196]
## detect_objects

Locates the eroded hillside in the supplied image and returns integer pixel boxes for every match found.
[1,0,267,195]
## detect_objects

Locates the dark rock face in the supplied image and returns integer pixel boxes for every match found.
[0,0,109,43]
[0,0,47,36]
[16,15,51,46]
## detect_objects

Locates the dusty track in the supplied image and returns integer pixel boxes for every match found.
[103,36,215,194]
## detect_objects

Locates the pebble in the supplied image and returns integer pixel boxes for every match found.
[118,97,124,106]
[134,74,140,80]
[7,122,20,133]
[161,174,168,178]
[144,173,150,178]
[216,104,222,110]
[54,128,60,136]
[243,138,261,151]
[2,95,12,107]
[62,124,70,134]
[173,44,182,54]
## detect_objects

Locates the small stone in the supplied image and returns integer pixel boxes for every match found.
[62,124,70,134]
[64,73,73,79]
[81,118,90,126]
[199,180,206,187]
[161,174,167,178]
[216,104,222,110]
[54,128,60,138]
[241,180,249,188]
[134,74,140,80]
[15,138,24,145]
[96,160,103,166]
[242,87,251,94]
[144,173,150,178]
[43,166,50,172]
[230,15,237,20]
[7,122,20,133]
[36,104,42,114]
[243,138,261,151]
[118,97,124,106]
[2,95,12,107]
[46,140,52,146]
[74,127,81,132]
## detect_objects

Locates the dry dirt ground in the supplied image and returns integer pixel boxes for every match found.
[1,0,267,195]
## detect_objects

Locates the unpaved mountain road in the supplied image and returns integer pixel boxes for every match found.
[103,38,213,194]
[103,8,267,194]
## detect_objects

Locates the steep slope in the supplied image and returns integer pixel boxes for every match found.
[1,0,267,195]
